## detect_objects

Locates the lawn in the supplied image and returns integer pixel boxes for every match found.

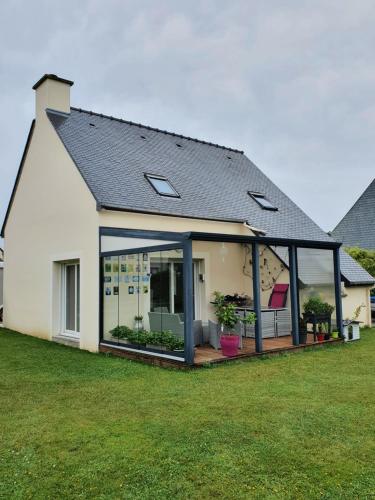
[0,328,374,499]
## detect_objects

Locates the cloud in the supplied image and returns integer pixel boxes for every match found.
[1,0,375,248]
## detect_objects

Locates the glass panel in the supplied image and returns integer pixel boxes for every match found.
[102,256,120,342]
[192,241,255,362]
[148,176,178,196]
[102,247,185,358]
[297,248,335,339]
[65,265,76,331]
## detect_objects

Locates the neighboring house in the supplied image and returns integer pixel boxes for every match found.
[331,178,375,250]
[0,248,3,323]
[1,74,374,366]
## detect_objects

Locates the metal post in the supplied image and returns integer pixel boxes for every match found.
[252,242,263,353]
[183,239,194,364]
[333,247,344,338]
[288,245,300,346]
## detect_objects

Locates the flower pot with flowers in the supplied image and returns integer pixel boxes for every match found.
[213,291,243,357]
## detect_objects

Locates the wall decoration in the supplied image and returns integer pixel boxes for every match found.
[105,287,111,296]
[142,275,150,282]
[113,286,119,295]
[143,285,149,294]
[143,253,148,261]
[132,275,139,283]
[104,263,111,273]
[104,276,111,283]
[242,244,285,291]
[113,262,119,273]
[128,286,134,294]
[120,264,127,272]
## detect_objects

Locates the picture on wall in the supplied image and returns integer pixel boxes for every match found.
[132,275,139,283]
[143,285,149,294]
[113,262,119,273]
[128,286,134,294]
[143,253,148,261]
[105,263,111,273]
[104,276,111,283]
[120,264,127,272]
[105,287,111,296]
[113,286,119,295]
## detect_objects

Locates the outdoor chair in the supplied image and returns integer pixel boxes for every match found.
[268,284,289,308]
[148,312,203,346]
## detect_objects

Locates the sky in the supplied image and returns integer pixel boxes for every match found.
[1,0,375,248]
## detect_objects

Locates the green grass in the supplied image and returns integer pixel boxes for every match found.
[0,328,374,499]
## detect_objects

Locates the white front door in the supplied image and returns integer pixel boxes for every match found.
[62,263,80,337]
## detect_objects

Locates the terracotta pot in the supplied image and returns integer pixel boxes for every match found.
[220,334,240,357]
[317,333,325,342]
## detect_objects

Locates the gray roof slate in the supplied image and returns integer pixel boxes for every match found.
[47,108,374,286]
[331,178,375,250]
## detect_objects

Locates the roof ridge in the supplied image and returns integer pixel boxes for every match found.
[70,106,244,154]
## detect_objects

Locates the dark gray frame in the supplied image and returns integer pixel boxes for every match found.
[99,227,343,364]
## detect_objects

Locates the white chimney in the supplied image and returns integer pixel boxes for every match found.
[33,74,74,121]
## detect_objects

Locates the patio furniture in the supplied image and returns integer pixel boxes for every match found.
[148,312,203,346]
[268,284,289,308]
[302,312,332,341]
[207,320,244,350]
[235,307,291,338]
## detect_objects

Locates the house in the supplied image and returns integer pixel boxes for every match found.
[1,74,374,366]
[331,178,375,251]
[0,248,3,323]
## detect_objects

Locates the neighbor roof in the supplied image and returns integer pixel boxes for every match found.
[331,178,375,250]
[47,107,334,243]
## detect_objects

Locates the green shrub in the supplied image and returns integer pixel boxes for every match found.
[109,326,184,350]
[303,296,335,316]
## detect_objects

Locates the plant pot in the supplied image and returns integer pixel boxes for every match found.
[317,333,325,342]
[299,332,307,344]
[331,331,339,339]
[324,333,330,341]
[220,334,240,357]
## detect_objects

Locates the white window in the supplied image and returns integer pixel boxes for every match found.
[62,262,80,336]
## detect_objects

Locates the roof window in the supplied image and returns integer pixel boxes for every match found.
[145,174,180,198]
[248,191,278,211]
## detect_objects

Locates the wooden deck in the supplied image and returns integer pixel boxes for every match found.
[194,335,340,365]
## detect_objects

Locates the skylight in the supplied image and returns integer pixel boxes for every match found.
[248,192,278,211]
[145,174,180,198]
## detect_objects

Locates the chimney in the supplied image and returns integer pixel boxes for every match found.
[33,74,74,121]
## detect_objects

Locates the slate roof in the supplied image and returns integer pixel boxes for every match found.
[331,178,375,250]
[43,107,373,286]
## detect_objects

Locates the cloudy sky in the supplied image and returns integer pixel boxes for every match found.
[1,0,374,246]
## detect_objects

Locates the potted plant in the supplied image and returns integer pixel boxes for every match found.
[317,324,325,342]
[242,312,256,338]
[331,330,339,339]
[213,291,241,357]
[133,315,144,330]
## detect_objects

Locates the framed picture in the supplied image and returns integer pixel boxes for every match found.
[104,263,111,273]
[132,275,139,283]
[105,287,111,296]
[120,264,127,273]
[104,276,111,283]
[113,286,119,295]
[128,286,134,295]
[113,262,119,273]
[143,285,149,294]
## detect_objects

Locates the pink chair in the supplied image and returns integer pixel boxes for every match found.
[268,284,289,309]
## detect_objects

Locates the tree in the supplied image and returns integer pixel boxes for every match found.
[345,247,375,294]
